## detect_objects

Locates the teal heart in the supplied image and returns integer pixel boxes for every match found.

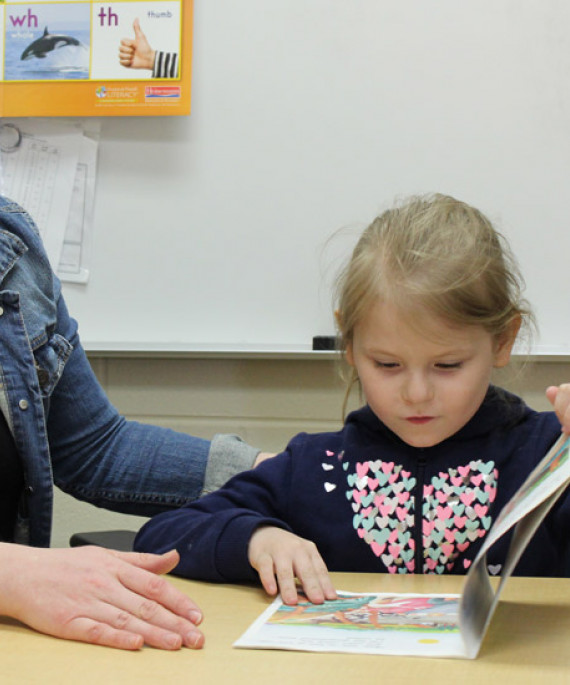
[370,528,391,545]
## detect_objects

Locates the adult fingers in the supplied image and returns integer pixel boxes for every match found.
[110,549,181,576]
[62,599,204,650]
[60,615,145,650]
[115,560,204,628]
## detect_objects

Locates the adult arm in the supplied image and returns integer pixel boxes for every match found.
[47,294,260,515]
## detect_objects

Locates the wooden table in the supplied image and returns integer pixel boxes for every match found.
[2,573,570,684]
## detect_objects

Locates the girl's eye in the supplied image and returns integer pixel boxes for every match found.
[375,361,400,369]
[435,362,463,370]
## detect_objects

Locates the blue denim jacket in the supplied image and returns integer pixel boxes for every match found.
[0,198,257,547]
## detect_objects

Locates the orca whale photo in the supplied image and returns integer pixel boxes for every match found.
[20,27,80,61]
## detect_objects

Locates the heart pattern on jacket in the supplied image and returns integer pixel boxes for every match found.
[346,459,498,573]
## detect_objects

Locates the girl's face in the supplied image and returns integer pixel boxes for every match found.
[346,300,517,448]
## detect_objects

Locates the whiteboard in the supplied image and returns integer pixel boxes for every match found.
[62,0,570,354]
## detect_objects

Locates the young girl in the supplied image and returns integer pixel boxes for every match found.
[135,194,570,606]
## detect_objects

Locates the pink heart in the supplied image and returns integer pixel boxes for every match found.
[388,529,399,544]
[371,542,385,557]
[436,505,452,520]
[474,503,487,518]
[396,506,409,522]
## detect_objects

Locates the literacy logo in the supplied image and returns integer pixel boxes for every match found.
[95,86,107,98]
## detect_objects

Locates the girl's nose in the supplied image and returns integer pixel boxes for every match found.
[401,371,434,404]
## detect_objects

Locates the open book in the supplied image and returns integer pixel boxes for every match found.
[234,433,570,659]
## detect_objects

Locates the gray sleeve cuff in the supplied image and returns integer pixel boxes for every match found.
[202,434,260,495]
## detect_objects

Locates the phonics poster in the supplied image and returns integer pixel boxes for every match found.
[0,0,192,116]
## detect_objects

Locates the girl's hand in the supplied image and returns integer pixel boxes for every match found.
[248,527,337,605]
[0,544,204,650]
[546,384,570,433]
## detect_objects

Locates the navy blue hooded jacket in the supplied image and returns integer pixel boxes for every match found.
[135,386,570,579]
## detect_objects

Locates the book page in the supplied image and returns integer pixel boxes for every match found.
[459,433,570,658]
[234,591,466,658]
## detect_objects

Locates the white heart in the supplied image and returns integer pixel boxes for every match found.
[321,463,334,471]
[488,564,502,576]
[324,482,336,493]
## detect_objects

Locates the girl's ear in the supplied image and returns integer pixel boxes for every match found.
[346,340,355,367]
[335,309,355,366]
[493,315,521,368]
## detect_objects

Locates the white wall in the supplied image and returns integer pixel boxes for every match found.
[62,0,570,353]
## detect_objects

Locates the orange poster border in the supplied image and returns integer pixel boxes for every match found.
[0,0,192,117]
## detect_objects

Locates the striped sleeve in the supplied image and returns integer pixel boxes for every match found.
[152,51,179,78]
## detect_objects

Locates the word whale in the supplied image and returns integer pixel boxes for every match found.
[21,27,80,61]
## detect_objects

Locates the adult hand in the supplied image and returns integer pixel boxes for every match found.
[119,18,155,70]
[546,384,570,433]
[248,527,337,605]
[0,543,204,650]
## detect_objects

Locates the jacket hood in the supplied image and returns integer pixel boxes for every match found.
[347,384,531,449]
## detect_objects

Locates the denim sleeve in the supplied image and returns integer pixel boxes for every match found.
[47,292,243,515]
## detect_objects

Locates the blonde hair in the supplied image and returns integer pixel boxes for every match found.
[335,194,533,405]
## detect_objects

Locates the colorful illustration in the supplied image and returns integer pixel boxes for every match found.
[4,4,90,80]
[235,590,465,657]
[0,0,192,116]
[494,437,570,527]
[269,592,459,633]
